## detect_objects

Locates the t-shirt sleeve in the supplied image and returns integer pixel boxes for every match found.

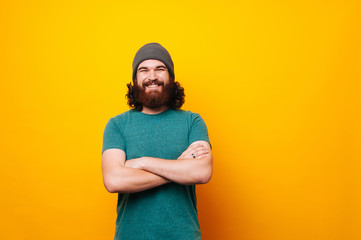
[102,117,126,154]
[189,113,211,147]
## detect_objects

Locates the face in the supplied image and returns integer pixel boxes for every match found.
[133,59,174,110]
[136,59,170,93]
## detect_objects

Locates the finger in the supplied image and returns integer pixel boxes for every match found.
[186,151,208,159]
[181,146,203,157]
[192,146,209,154]
[189,142,204,147]
[188,143,204,150]
[194,149,209,156]
[194,151,209,159]
[188,145,208,152]
[179,145,209,159]
[196,154,208,159]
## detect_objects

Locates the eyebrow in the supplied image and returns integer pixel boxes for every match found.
[138,65,166,71]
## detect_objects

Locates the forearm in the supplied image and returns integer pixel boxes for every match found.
[104,166,170,194]
[136,157,212,185]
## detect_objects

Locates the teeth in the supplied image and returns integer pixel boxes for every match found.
[146,84,160,88]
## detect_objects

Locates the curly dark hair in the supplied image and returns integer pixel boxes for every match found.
[126,80,185,111]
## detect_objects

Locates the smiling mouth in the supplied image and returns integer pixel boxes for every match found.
[143,81,164,90]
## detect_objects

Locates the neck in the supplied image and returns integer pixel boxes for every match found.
[141,105,169,115]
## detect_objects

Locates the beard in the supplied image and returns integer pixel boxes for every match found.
[133,80,175,109]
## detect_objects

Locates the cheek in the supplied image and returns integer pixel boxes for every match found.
[160,74,170,83]
[136,74,147,82]
[135,78,144,87]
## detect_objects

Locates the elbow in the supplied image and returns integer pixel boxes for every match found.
[104,178,136,194]
[199,170,212,184]
[193,168,212,184]
[106,186,117,194]
[196,155,213,184]
[104,178,125,193]
[104,180,117,193]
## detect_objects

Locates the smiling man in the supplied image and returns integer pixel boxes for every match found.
[102,42,212,240]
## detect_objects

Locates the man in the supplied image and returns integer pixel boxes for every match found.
[102,42,212,240]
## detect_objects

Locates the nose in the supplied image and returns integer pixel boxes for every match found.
[148,69,157,80]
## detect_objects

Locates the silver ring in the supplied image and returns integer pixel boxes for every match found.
[191,153,196,158]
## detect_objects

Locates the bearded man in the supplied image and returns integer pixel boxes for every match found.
[102,42,213,240]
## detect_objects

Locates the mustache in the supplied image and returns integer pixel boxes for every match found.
[142,80,165,87]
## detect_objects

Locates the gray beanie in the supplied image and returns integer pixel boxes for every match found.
[132,42,174,81]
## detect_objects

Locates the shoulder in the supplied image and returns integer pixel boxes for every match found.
[107,109,136,125]
[165,109,203,125]
[172,110,208,131]
[103,110,134,135]
[171,109,202,119]
[183,110,205,124]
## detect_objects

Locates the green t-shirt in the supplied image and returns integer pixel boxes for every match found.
[102,108,210,240]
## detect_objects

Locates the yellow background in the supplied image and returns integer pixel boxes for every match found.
[1,0,360,239]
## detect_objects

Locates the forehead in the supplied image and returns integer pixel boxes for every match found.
[138,59,166,69]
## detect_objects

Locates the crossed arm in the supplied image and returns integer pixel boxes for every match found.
[101,141,213,194]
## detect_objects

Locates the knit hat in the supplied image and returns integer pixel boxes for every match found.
[132,42,174,81]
